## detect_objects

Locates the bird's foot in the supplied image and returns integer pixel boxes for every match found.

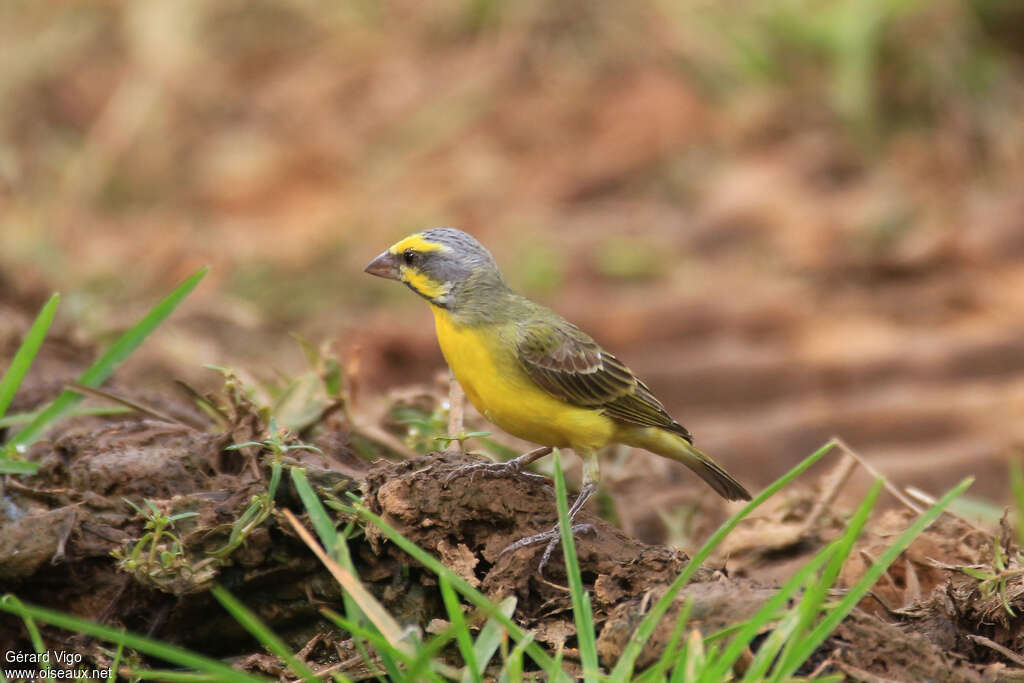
[444,446,552,485]
[499,482,597,576]
[443,460,550,485]
[501,522,596,576]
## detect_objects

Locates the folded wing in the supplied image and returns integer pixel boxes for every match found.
[516,320,693,442]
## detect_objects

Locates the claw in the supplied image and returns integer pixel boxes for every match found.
[539,523,595,574]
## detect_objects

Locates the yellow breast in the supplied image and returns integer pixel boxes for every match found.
[431,306,615,450]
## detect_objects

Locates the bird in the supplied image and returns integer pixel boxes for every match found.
[365,227,751,569]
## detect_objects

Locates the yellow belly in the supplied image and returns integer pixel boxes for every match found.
[431,306,615,450]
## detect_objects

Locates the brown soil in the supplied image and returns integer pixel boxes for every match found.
[3,304,1024,680]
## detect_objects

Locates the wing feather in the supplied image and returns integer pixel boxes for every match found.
[516,320,692,441]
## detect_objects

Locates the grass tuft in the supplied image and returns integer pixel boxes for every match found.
[5,267,207,455]
[609,439,838,681]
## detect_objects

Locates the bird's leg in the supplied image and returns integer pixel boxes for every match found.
[500,449,600,576]
[444,445,553,484]
[445,371,465,452]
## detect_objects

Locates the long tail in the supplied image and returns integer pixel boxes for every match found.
[622,428,752,501]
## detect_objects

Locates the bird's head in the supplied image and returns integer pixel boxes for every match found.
[364,228,506,310]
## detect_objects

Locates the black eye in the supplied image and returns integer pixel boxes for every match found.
[402,249,417,266]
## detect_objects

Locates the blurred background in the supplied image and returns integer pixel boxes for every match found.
[2,0,1023,539]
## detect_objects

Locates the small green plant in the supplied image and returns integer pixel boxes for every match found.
[392,403,451,454]
[113,499,200,582]
[227,418,324,458]
[930,460,1024,620]
[192,336,348,437]
[259,335,347,433]
[955,539,1023,618]
[392,401,518,461]
[211,419,321,560]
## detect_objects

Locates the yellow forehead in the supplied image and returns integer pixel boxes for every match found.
[388,233,449,255]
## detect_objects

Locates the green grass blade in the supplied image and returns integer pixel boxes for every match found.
[545,646,565,682]
[466,595,517,683]
[634,596,693,683]
[769,480,881,681]
[267,458,283,498]
[210,585,319,682]
[0,458,40,474]
[291,464,382,674]
[552,450,600,681]
[741,608,802,683]
[1011,458,1024,547]
[290,467,341,558]
[324,609,454,682]
[8,267,207,450]
[0,293,58,421]
[320,610,402,682]
[283,506,403,681]
[404,614,466,681]
[677,629,706,683]
[351,502,564,678]
[440,575,482,683]
[349,634,392,683]
[608,439,837,682]
[108,637,125,683]
[498,632,533,683]
[284,510,408,649]
[4,595,51,672]
[700,541,838,682]
[770,476,973,680]
[321,610,417,668]
[667,645,690,683]
[131,672,232,681]
[0,595,266,682]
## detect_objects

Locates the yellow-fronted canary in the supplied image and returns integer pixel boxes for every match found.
[366,228,750,562]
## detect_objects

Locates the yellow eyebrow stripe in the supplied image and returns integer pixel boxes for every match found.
[388,233,449,255]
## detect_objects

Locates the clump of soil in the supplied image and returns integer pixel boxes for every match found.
[362,453,775,665]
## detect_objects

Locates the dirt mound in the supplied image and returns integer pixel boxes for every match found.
[1,320,1022,678]
[363,453,776,665]
[1,402,1019,680]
